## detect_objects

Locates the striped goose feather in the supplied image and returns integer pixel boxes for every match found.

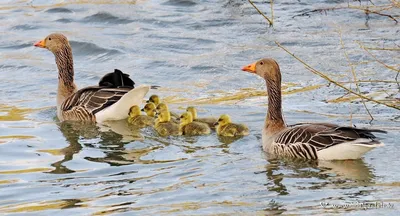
[34,33,149,122]
[60,86,134,121]
[242,58,386,160]
[272,123,386,160]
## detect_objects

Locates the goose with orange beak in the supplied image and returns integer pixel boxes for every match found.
[34,33,150,122]
[241,58,385,160]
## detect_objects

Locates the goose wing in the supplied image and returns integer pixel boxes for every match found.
[276,123,386,150]
[273,123,386,159]
[60,86,133,120]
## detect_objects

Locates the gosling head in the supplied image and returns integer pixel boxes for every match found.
[156,103,169,114]
[157,109,171,123]
[179,112,193,125]
[147,95,160,105]
[141,102,156,117]
[34,33,70,54]
[241,58,281,82]
[128,105,141,118]
[214,114,232,127]
[186,106,198,119]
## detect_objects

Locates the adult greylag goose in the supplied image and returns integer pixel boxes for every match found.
[242,58,386,160]
[34,33,149,122]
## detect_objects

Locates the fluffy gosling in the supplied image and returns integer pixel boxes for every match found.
[214,114,249,137]
[127,105,154,128]
[147,94,161,106]
[141,102,157,117]
[154,109,180,136]
[179,112,211,136]
[156,103,179,123]
[147,95,179,118]
[186,106,217,129]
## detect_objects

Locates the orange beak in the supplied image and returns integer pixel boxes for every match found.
[241,62,256,73]
[34,40,46,48]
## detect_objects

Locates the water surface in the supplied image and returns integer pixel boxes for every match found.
[0,0,399,215]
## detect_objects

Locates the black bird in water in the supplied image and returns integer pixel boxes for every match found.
[99,69,135,88]
[99,69,160,89]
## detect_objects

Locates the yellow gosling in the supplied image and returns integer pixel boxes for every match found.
[156,103,179,123]
[214,114,249,137]
[141,102,157,117]
[127,105,154,128]
[186,106,218,129]
[154,109,180,136]
[147,94,161,106]
[179,112,211,136]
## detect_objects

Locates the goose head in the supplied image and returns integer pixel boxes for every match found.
[241,58,281,82]
[34,33,70,54]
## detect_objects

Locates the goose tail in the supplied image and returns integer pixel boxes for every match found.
[317,138,384,160]
[95,85,150,122]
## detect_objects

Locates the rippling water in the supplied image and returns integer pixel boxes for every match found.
[0,0,399,215]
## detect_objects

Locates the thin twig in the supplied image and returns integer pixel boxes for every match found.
[293,4,398,23]
[275,41,400,111]
[270,0,274,26]
[340,80,400,83]
[338,28,373,120]
[360,46,400,51]
[357,41,400,73]
[248,0,273,27]
[357,41,400,88]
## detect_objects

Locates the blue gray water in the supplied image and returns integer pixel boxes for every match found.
[0,0,399,215]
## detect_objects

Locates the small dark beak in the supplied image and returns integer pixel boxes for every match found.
[146,100,150,103]
[141,108,144,111]
[176,118,180,121]
[213,122,219,126]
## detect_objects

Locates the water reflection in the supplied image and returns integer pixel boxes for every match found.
[55,120,149,169]
[261,157,374,195]
[48,121,98,174]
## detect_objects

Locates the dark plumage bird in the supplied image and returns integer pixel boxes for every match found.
[99,69,135,88]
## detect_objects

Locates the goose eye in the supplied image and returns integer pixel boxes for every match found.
[260,62,264,65]
[48,37,51,41]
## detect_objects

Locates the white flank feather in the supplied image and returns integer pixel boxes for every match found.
[317,138,384,160]
[95,85,150,122]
